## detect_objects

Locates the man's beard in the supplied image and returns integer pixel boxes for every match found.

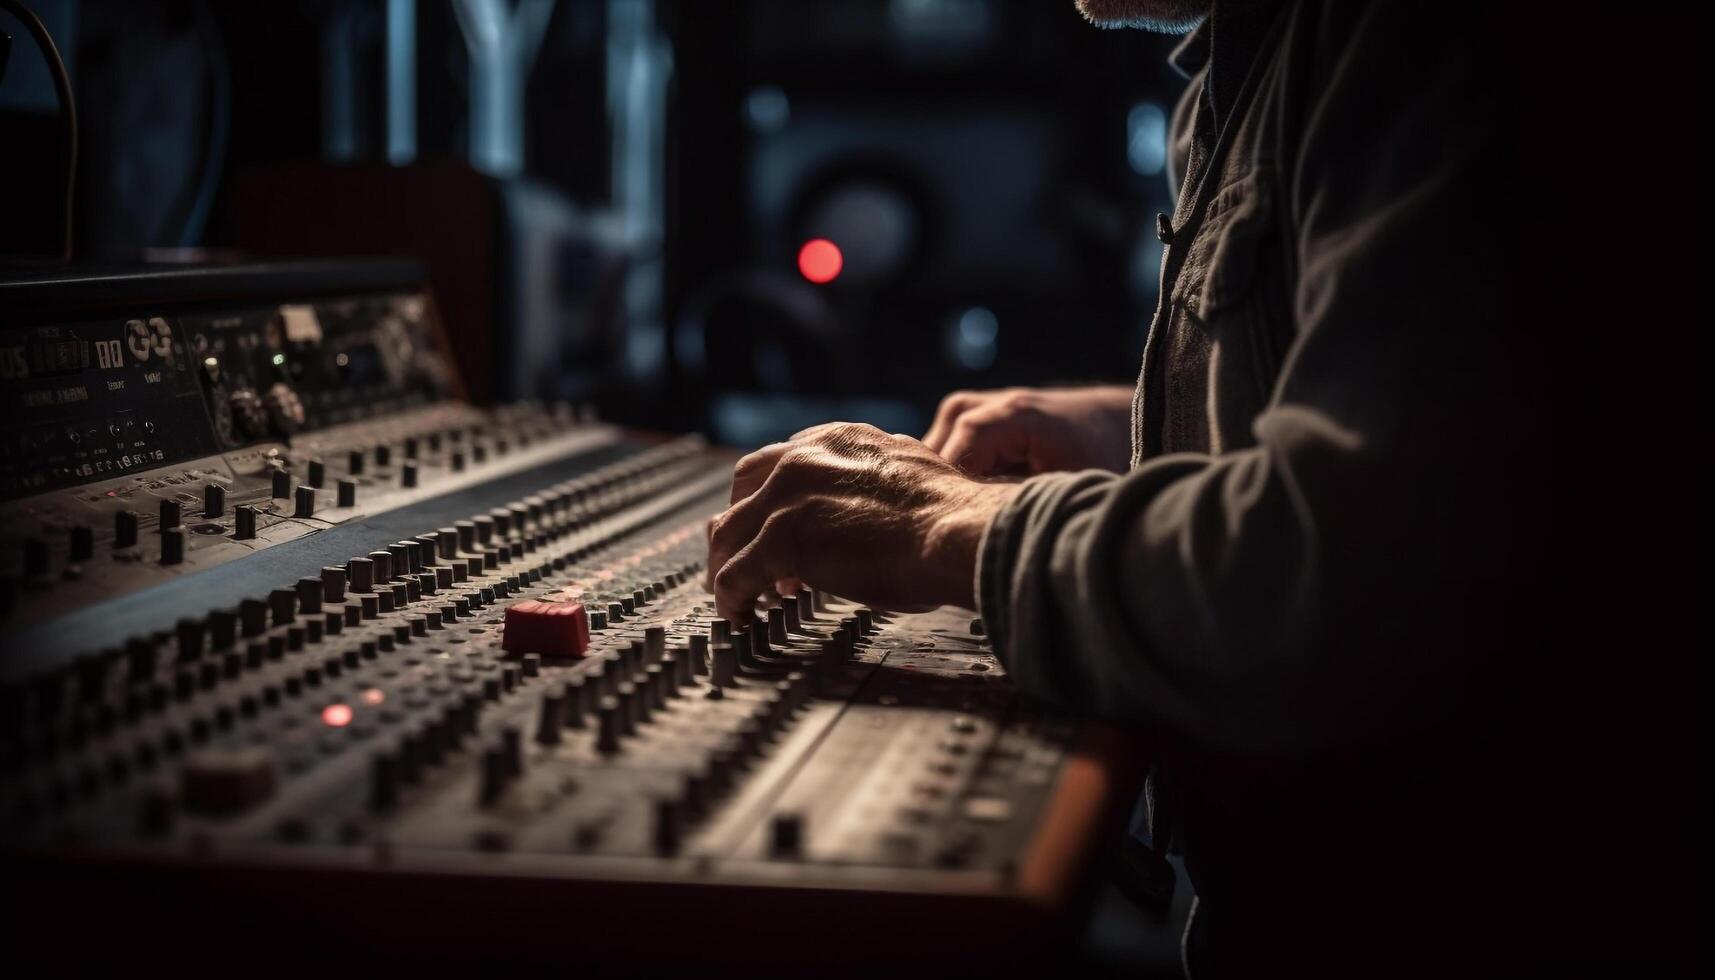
[1075,0,1209,33]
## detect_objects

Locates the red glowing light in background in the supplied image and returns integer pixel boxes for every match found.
[797,239,843,284]
[321,703,354,727]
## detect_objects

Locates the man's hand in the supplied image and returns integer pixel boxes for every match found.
[923,385,1134,477]
[707,423,1020,625]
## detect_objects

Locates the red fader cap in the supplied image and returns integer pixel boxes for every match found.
[502,600,590,658]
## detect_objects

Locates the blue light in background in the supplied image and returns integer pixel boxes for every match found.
[744,86,790,133]
[947,306,999,371]
[386,0,416,165]
[1127,101,1168,177]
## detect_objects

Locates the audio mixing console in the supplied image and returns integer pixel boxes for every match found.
[0,262,1139,968]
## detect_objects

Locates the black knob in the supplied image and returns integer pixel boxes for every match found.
[596,696,622,754]
[234,505,257,540]
[160,527,185,565]
[306,459,325,489]
[479,742,508,806]
[239,598,268,637]
[500,725,523,778]
[337,479,357,508]
[455,521,476,552]
[535,689,563,745]
[711,643,738,688]
[347,449,364,476]
[69,524,94,563]
[450,450,465,472]
[203,483,225,518]
[208,608,238,650]
[563,678,587,728]
[176,618,205,662]
[159,498,183,530]
[370,751,398,811]
[856,608,875,634]
[404,436,420,459]
[293,485,315,518]
[770,812,804,858]
[321,565,347,602]
[271,468,290,499]
[389,543,412,577]
[115,510,139,549]
[367,551,393,583]
[473,516,495,544]
[401,461,418,489]
[294,577,323,614]
[653,798,683,856]
[348,556,374,593]
[688,635,710,677]
[375,444,392,467]
[768,608,789,645]
[268,588,296,626]
[415,534,440,565]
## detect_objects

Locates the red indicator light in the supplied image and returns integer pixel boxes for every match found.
[321,703,354,727]
[797,239,843,284]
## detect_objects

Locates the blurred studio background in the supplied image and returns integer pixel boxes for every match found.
[0,0,1182,447]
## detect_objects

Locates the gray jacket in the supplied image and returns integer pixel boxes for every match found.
[977,0,1570,968]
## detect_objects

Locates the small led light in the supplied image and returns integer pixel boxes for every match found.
[361,688,385,706]
[797,239,843,284]
[321,703,354,727]
[271,353,287,367]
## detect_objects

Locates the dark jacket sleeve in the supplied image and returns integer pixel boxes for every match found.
[977,3,1552,757]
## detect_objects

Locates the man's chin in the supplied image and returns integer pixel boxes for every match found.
[1074,0,1209,33]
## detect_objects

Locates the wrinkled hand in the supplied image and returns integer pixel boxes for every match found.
[923,385,1134,477]
[707,423,1020,625]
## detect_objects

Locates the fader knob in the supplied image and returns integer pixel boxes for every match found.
[711,644,738,688]
[180,747,277,814]
[296,577,324,614]
[337,479,357,508]
[348,450,364,476]
[115,511,139,549]
[69,524,94,563]
[159,528,185,566]
[268,588,296,626]
[234,505,257,540]
[479,743,508,806]
[535,689,564,745]
[375,444,392,467]
[596,696,622,754]
[370,751,399,811]
[401,461,418,489]
[271,468,291,499]
[770,812,805,858]
[239,598,268,637]
[293,486,315,518]
[653,798,683,856]
[176,618,205,662]
[348,556,375,594]
[159,498,183,530]
[203,483,225,518]
[688,634,710,676]
[321,566,348,603]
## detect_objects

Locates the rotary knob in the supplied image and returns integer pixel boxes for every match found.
[227,388,266,440]
[264,382,305,436]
